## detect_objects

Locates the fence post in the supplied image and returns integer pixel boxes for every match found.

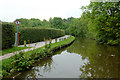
[24,40,26,47]
[28,40,30,47]
[55,38,57,43]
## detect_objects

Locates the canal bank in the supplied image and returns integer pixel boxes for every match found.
[1,36,75,79]
[13,38,120,79]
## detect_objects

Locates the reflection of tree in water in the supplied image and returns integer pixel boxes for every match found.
[79,51,119,78]
[67,38,97,60]
[24,57,53,78]
[67,38,120,78]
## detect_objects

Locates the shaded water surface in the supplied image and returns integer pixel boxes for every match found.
[17,38,120,78]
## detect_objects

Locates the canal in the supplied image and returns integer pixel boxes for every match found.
[16,38,120,78]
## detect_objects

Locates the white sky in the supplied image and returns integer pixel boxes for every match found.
[0,0,90,22]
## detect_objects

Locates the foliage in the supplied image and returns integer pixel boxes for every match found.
[2,22,15,50]
[49,17,65,29]
[66,18,88,37]
[1,58,14,72]
[13,52,31,71]
[12,5,120,46]
[13,18,50,28]
[14,17,73,30]
[19,27,65,44]
[81,1,120,45]
[13,17,74,35]
[29,18,42,27]
[63,1,120,45]
[63,17,75,34]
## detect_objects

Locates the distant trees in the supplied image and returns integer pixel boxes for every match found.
[63,1,120,45]
[63,17,74,34]
[14,18,43,28]
[66,17,88,37]
[29,18,42,27]
[12,1,120,46]
[15,18,29,27]
[49,17,64,29]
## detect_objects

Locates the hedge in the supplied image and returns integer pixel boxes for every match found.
[19,27,65,44]
[2,23,15,50]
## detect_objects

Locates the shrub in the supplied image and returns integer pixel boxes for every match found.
[2,23,15,50]
[1,58,14,73]
[14,52,31,71]
[19,27,65,44]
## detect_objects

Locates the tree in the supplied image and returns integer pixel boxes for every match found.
[82,1,120,45]
[67,17,88,37]
[42,19,49,28]
[29,18,42,27]
[50,17,64,29]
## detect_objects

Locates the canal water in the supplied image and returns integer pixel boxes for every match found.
[17,38,120,78]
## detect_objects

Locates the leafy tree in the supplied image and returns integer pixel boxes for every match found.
[29,18,42,27]
[82,1,120,45]
[67,17,88,37]
[50,17,64,29]
[63,17,75,34]
[14,18,29,27]
[42,19,49,28]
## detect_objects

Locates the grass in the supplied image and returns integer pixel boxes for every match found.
[24,36,75,58]
[1,36,75,78]
[1,46,31,56]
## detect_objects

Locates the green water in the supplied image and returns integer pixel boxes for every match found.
[17,38,120,78]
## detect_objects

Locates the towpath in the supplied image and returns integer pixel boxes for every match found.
[0,35,70,60]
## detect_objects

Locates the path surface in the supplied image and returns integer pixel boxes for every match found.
[0,35,70,60]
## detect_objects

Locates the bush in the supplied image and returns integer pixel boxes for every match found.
[1,58,14,72]
[2,23,15,50]
[19,27,65,44]
[14,52,31,71]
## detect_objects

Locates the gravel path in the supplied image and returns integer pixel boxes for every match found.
[0,35,70,60]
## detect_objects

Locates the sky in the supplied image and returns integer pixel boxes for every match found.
[0,0,90,22]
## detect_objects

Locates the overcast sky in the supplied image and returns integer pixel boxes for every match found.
[0,0,90,22]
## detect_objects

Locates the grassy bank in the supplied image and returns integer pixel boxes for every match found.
[1,47,31,56]
[0,36,75,79]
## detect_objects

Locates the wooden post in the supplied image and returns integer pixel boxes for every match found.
[49,38,52,44]
[59,39,61,42]
[24,40,26,47]
[55,38,57,43]
[28,40,30,47]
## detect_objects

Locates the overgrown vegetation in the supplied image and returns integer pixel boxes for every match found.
[81,1,120,45]
[19,27,65,44]
[66,1,120,45]
[0,36,75,78]
[2,23,15,50]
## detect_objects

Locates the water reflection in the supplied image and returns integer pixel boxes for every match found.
[18,57,54,78]
[17,49,89,78]
[17,38,120,78]
[67,38,120,78]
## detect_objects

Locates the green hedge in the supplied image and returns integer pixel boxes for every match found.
[19,27,65,44]
[2,23,15,50]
